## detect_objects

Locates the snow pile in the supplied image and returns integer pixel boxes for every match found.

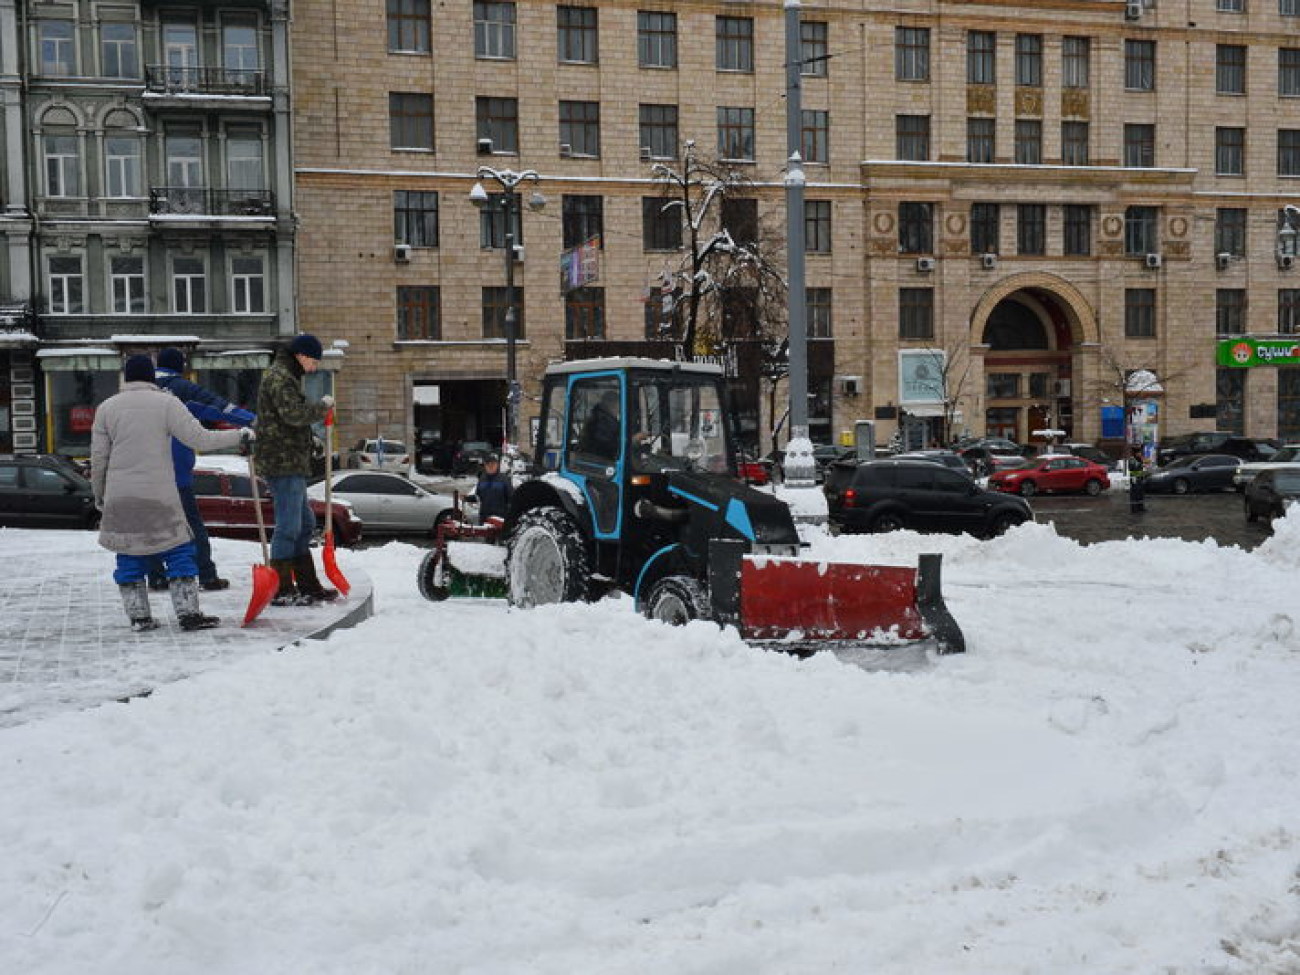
[4,519,1300,973]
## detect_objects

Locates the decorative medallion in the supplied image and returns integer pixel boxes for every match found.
[1102,215,1123,238]
[945,212,967,235]
[872,211,895,235]
[1168,216,1188,239]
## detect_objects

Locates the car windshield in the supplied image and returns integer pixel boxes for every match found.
[1273,471,1300,491]
[365,440,407,454]
[631,375,733,474]
[1272,446,1300,463]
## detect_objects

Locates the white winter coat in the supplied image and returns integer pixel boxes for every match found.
[91,381,245,556]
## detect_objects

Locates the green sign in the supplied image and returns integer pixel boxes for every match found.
[1216,337,1300,368]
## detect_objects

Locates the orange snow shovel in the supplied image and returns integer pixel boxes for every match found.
[242,450,280,626]
[321,410,351,596]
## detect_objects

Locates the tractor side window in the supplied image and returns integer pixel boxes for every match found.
[569,377,623,467]
[538,384,563,470]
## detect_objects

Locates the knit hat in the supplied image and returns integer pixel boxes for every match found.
[123,354,155,384]
[157,347,185,372]
[288,333,324,360]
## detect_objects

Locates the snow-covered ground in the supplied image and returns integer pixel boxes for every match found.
[4,512,1300,973]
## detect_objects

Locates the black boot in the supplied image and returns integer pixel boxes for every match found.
[169,576,220,630]
[293,553,339,602]
[270,559,308,606]
[119,581,159,632]
[200,577,231,592]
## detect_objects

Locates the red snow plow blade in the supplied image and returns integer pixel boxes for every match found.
[709,541,964,655]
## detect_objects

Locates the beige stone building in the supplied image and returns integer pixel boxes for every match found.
[291,0,1300,461]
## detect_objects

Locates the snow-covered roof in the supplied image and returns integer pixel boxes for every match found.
[544,356,722,377]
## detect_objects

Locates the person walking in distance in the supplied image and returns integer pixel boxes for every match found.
[91,354,253,631]
[256,334,337,605]
[147,347,257,592]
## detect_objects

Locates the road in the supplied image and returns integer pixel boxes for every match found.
[1027,487,1270,550]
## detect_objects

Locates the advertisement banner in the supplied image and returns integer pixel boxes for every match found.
[898,349,945,404]
[1216,337,1300,368]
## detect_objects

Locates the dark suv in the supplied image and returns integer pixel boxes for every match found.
[824,458,1032,537]
[0,454,99,529]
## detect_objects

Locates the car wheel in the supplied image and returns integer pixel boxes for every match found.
[1084,479,1103,497]
[988,511,1024,537]
[1172,478,1190,495]
[428,510,451,538]
[506,505,590,607]
[642,574,711,626]
[1018,480,1037,497]
[870,511,906,533]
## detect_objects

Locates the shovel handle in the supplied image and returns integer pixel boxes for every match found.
[247,449,271,565]
[323,408,334,543]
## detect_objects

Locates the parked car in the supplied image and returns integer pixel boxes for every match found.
[1243,467,1300,523]
[451,440,493,476]
[1217,436,1281,463]
[1233,443,1300,490]
[191,463,363,546]
[416,430,453,474]
[736,452,773,486]
[989,455,1111,497]
[346,438,410,472]
[1156,432,1231,466]
[959,443,1028,477]
[306,471,454,535]
[823,458,1032,538]
[0,454,99,529]
[892,450,973,475]
[1143,453,1243,494]
[1057,442,1116,469]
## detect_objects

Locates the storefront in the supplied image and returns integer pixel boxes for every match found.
[36,348,121,459]
[1216,337,1300,441]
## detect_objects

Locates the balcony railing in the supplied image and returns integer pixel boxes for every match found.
[150,187,276,217]
[144,65,269,97]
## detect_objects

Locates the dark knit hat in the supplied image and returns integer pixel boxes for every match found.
[123,354,155,384]
[157,347,185,372]
[288,333,324,360]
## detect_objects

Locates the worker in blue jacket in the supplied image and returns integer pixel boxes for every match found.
[147,348,257,591]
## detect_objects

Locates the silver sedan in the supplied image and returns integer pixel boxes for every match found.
[307,471,454,535]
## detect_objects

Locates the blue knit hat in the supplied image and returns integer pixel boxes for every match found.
[157,347,185,372]
[123,354,155,384]
[288,333,324,360]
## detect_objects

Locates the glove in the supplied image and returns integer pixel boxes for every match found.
[320,395,335,410]
[239,427,256,455]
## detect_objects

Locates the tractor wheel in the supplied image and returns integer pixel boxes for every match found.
[506,505,590,607]
[1172,478,1190,496]
[870,510,906,533]
[416,548,450,601]
[1084,479,1103,497]
[643,575,711,626]
[1018,480,1038,497]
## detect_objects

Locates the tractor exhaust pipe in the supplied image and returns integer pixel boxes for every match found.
[634,498,690,524]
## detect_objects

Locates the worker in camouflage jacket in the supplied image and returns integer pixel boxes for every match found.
[255,334,337,605]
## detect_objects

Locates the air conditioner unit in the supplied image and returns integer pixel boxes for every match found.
[837,375,862,396]
[559,143,572,158]
[512,244,525,262]
[1216,252,1232,271]
[640,147,653,162]
[1125,1,1142,19]
[981,253,998,270]
[394,243,412,263]
[1280,253,1296,270]
[1145,253,1163,269]
[916,256,937,273]
[1054,379,1072,397]
[476,138,494,155]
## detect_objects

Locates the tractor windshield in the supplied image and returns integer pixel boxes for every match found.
[630,375,733,474]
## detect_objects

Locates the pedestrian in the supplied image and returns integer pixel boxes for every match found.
[255,334,337,605]
[146,347,257,593]
[1128,448,1147,514]
[91,355,253,632]
[473,452,513,522]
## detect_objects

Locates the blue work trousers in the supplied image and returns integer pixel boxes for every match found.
[115,542,198,585]
[266,475,316,561]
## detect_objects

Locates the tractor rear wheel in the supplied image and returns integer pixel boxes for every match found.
[643,575,710,626]
[506,505,590,607]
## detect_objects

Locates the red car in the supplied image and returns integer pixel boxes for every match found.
[988,455,1111,497]
[737,453,772,485]
[192,463,363,546]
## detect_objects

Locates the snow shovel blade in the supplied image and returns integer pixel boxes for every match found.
[322,534,351,596]
[243,563,279,627]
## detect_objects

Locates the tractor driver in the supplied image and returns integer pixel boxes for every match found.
[579,389,622,460]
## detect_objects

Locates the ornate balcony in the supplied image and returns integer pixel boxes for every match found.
[149,187,276,218]
[144,65,269,97]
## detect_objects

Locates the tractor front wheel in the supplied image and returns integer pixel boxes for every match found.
[643,575,711,626]
[506,506,590,607]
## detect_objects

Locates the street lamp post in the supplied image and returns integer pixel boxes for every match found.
[469,167,545,455]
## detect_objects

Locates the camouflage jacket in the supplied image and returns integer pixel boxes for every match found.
[255,348,328,478]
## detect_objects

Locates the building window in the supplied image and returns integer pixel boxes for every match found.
[1017,204,1046,255]
[967,31,995,84]
[987,373,1021,399]
[394,190,439,247]
[398,286,441,340]
[226,126,263,190]
[807,288,832,338]
[222,17,259,75]
[565,287,605,339]
[162,21,198,88]
[721,197,758,247]
[716,16,753,72]
[1124,123,1155,167]
[642,196,681,250]
[109,255,145,314]
[801,21,828,77]
[1216,208,1247,256]
[1281,370,1300,441]
[1062,121,1089,165]
[100,23,138,78]
[231,256,265,314]
[640,104,678,159]
[1218,0,1245,10]
[172,256,206,314]
[1280,130,1300,176]
[1125,206,1159,255]
[559,100,600,157]
[1282,49,1300,95]
[48,256,83,314]
[1286,0,1300,16]
[1014,120,1042,164]
[1218,369,1246,436]
[1124,288,1156,338]
[1216,289,1247,337]
[1125,39,1156,91]
[803,109,830,163]
[898,202,933,254]
[805,200,832,253]
[1217,44,1246,95]
[895,114,928,161]
[476,96,518,153]
[478,193,523,249]
[1279,288,1300,333]
[43,134,80,197]
[104,136,141,198]
[637,11,676,68]
[967,118,995,163]
[717,107,755,161]
[895,28,930,82]
[474,2,515,59]
[1062,36,1090,89]
[165,126,202,201]
[388,0,430,54]
[899,288,934,339]
[1216,127,1245,176]
[562,194,603,249]
[971,203,1000,254]
[557,6,597,63]
[1015,34,1042,86]
[482,286,524,339]
[39,20,76,76]
[1064,204,1092,256]
[389,93,433,150]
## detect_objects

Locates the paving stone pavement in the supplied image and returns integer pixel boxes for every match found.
[0,529,373,728]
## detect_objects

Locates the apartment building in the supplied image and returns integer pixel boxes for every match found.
[292,0,1300,458]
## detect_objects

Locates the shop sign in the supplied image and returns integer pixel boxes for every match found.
[1216,337,1300,368]
[69,405,96,433]
[898,349,945,404]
